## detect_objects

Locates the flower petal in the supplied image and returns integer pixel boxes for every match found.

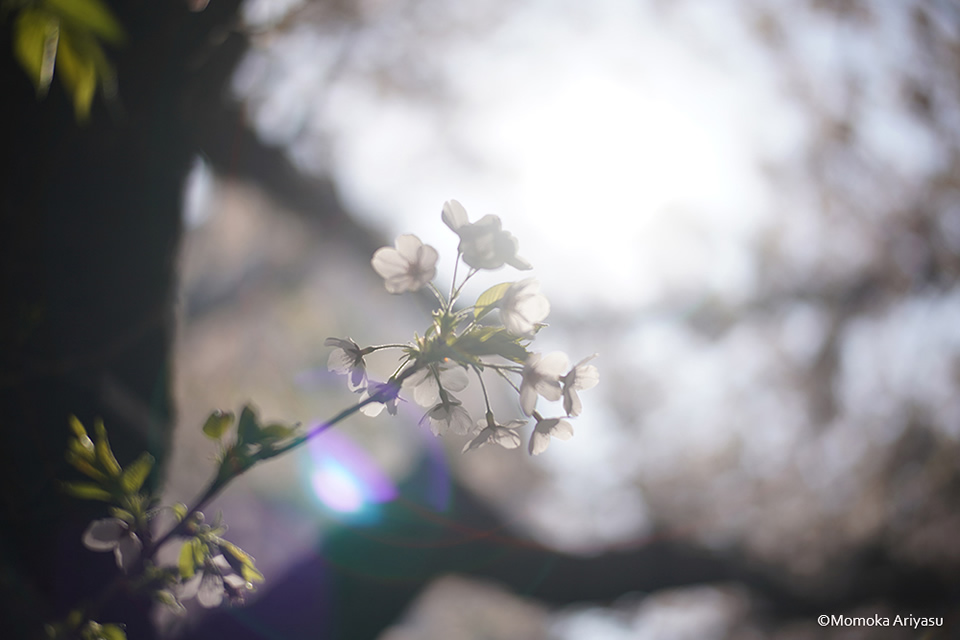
[529,418,573,455]
[394,234,424,262]
[563,388,582,417]
[197,572,225,608]
[82,518,124,551]
[438,365,469,392]
[462,429,489,453]
[323,337,356,350]
[416,243,439,273]
[547,419,574,440]
[442,200,469,232]
[179,574,201,600]
[501,284,550,337]
[490,427,522,449]
[410,370,441,408]
[348,365,367,391]
[114,533,142,573]
[224,573,248,590]
[326,348,356,375]
[507,253,533,270]
[535,379,563,402]
[519,383,539,416]
[370,246,407,279]
[538,352,571,377]
[528,430,551,456]
[359,397,385,417]
[447,404,474,435]
[574,364,600,390]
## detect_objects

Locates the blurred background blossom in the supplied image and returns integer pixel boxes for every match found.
[165,0,960,638]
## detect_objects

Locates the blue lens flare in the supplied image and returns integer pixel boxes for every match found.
[304,429,398,518]
[310,463,365,513]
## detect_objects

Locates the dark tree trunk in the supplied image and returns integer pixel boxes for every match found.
[0,1,244,635]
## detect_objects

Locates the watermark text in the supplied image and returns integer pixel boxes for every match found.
[817,614,943,629]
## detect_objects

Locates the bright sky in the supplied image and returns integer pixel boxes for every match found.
[217,0,960,588]
[301,0,797,310]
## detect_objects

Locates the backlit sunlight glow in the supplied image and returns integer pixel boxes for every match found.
[482,69,764,307]
[289,2,791,311]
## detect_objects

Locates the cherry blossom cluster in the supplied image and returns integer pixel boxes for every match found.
[326,200,598,455]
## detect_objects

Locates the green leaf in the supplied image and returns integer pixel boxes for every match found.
[453,326,529,363]
[63,482,112,501]
[192,536,206,567]
[68,436,96,461]
[98,623,127,640]
[119,452,154,494]
[43,0,125,44]
[108,507,134,524]
[220,541,264,583]
[13,8,60,97]
[235,405,260,446]
[259,423,296,442]
[55,26,98,121]
[202,410,234,441]
[67,609,84,628]
[72,27,116,99]
[178,540,196,579]
[241,562,265,584]
[92,419,121,477]
[81,621,101,640]
[172,503,188,522]
[66,450,107,481]
[474,282,512,319]
[68,415,95,457]
[153,589,184,613]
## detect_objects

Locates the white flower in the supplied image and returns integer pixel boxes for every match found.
[371,234,439,293]
[499,278,550,337]
[561,355,600,417]
[180,555,249,608]
[528,417,574,455]
[421,396,474,436]
[358,381,401,416]
[403,361,469,408]
[441,200,531,271]
[82,517,142,573]
[324,337,367,391]
[462,416,527,453]
[518,352,569,416]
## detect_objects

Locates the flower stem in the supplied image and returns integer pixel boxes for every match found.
[427,282,447,308]
[473,366,493,414]
[450,267,477,308]
[449,251,461,302]
[128,371,416,618]
[365,343,412,352]
[494,367,523,395]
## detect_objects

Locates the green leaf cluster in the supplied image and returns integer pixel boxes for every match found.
[451,325,529,364]
[201,405,301,485]
[63,416,155,522]
[45,614,126,640]
[415,282,531,369]
[11,0,125,120]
